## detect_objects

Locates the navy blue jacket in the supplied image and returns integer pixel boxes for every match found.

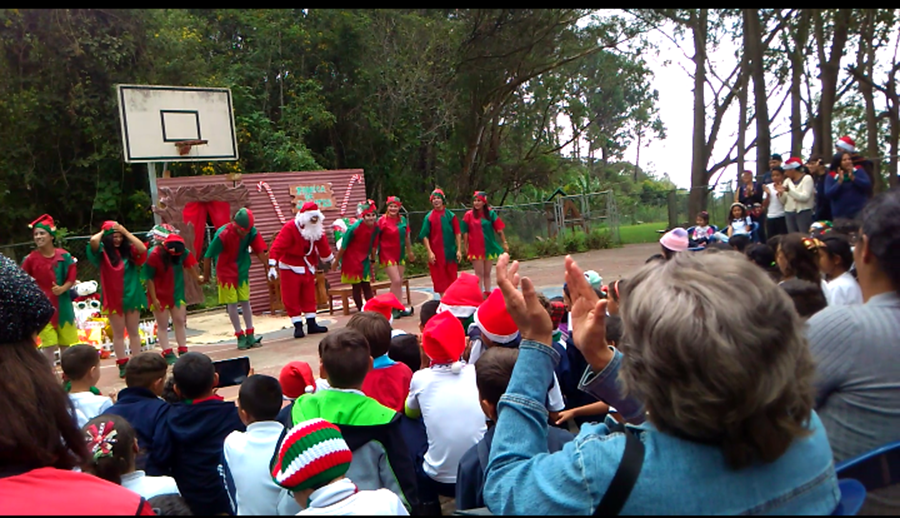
[455,423,575,511]
[165,397,245,516]
[106,387,172,477]
[825,167,872,221]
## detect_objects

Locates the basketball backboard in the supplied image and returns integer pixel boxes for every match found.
[116,85,239,163]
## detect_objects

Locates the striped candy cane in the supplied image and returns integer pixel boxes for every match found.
[257,181,286,224]
[339,174,364,217]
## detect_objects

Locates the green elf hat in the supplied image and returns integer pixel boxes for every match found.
[271,418,353,493]
[148,223,178,245]
[29,214,57,237]
[101,221,119,237]
[357,199,377,217]
[233,208,255,232]
[385,196,402,208]
[430,189,446,203]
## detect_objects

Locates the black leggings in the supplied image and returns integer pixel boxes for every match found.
[766,216,788,239]
[352,282,373,311]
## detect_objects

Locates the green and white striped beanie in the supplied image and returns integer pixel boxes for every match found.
[271,418,353,492]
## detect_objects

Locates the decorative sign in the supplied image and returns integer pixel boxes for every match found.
[290,183,335,212]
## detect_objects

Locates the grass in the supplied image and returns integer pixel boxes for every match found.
[618,221,667,245]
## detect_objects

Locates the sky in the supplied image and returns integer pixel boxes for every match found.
[560,13,900,191]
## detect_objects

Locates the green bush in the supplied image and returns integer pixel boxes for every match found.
[585,228,614,250]
[563,231,587,254]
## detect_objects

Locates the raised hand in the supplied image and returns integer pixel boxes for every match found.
[564,256,614,372]
[495,253,553,346]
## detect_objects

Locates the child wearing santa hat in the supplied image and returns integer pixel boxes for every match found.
[437,272,484,332]
[363,293,409,338]
[271,418,408,515]
[349,311,413,413]
[203,208,269,350]
[469,289,566,421]
[21,214,79,365]
[405,311,486,506]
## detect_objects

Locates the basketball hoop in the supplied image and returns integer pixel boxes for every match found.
[174,139,208,156]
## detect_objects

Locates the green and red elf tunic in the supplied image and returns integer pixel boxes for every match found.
[418,189,461,294]
[86,221,148,315]
[462,191,506,261]
[375,196,411,267]
[339,200,377,284]
[204,208,266,304]
[142,234,198,310]
[21,214,78,346]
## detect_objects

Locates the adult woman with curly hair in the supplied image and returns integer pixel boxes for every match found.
[483,251,839,514]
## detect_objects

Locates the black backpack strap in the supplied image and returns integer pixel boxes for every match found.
[593,422,645,516]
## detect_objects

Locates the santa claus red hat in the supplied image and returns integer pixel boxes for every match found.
[474,289,520,345]
[296,201,325,227]
[783,157,803,170]
[836,136,856,153]
[422,310,465,371]
[363,293,406,325]
[437,273,482,319]
[279,361,316,400]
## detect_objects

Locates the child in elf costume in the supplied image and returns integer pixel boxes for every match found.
[332,199,378,313]
[21,214,79,364]
[204,208,268,350]
[374,196,415,318]
[144,234,204,365]
[87,221,149,378]
[461,191,509,298]
[268,202,334,339]
[418,189,461,298]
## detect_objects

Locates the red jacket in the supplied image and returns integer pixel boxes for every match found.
[0,467,155,515]
[269,221,334,275]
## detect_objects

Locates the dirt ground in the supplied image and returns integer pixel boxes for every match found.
[95,242,660,399]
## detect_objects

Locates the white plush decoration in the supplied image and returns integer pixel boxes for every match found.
[74,280,98,297]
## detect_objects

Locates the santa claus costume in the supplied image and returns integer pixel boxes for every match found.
[204,208,268,350]
[87,220,149,377]
[21,214,79,363]
[332,200,378,313]
[374,196,415,318]
[418,189,461,297]
[143,234,204,364]
[268,201,334,339]
[462,191,508,297]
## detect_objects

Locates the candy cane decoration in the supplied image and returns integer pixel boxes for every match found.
[339,174,364,217]
[257,181,286,224]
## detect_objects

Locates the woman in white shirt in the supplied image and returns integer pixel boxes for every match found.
[764,168,788,238]
[778,157,816,233]
[816,234,863,306]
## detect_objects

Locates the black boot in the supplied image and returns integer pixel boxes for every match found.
[306,317,328,334]
[293,321,305,339]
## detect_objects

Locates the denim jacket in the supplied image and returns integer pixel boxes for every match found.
[483,340,840,515]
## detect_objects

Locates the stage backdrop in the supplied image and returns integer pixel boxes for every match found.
[155,170,367,314]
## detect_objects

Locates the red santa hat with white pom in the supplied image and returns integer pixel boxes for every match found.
[295,201,325,227]
[836,136,856,153]
[437,273,483,319]
[363,293,406,325]
[783,157,804,170]
[473,289,520,345]
[422,310,466,374]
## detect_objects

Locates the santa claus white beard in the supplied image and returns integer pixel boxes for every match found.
[300,220,324,242]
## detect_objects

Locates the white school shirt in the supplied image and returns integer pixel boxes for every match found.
[69,392,114,429]
[730,217,753,235]
[764,183,785,218]
[825,271,864,307]
[405,364,487,483]
[297,478,408,516]
[223,421,301,515]
[120,471,180,500]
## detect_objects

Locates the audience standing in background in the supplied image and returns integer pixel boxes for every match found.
[806,188,900,514]
[807,155,833,223]
[826,151,872,221]
[763,167,788,238]
[780,157,816,234]
[736,170,765,242]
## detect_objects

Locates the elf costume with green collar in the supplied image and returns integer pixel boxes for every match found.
[86,221,148,316]
[21,214,79,348]
[462,191,506,261]
[418,189,461,295]
[375,196,411,267]
[338,200,378,284]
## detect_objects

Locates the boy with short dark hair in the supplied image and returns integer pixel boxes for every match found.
[221,375,299,515]
[61,344,113,429]
[279,329,419,514]
[456,346,575,511]
[419,300,441,331]
[166,352,245,515]
[350,312,413,413]
[107,351,172,476]
[389,334,423,374]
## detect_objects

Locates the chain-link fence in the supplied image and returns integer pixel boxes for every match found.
[616,187,737,232]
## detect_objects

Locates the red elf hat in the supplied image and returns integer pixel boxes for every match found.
[163,234,186,256]
[437,273,482,319]
[385,196,402,208]
[29,214,57,236]
[422,310,466,369]
[279,361,316,400]
[101,220,118,237]
[474,288,520,344]
[363,293,406,325]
